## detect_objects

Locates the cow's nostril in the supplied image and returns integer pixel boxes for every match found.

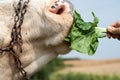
[51,5,56,9]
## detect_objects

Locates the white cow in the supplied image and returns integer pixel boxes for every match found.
[0,0,73,80]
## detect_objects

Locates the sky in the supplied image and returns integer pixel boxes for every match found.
[60,0,120,60]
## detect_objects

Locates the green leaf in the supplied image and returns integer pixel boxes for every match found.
[65,10,106,55]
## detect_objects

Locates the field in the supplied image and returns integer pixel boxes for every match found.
[60,59,120,75]
[31,58,120,80]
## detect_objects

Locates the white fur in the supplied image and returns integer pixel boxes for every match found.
[0,0,73,80]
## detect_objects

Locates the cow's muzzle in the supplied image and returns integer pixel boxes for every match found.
[48,0,73,15]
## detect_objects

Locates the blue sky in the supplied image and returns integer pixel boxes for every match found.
[60,0,120,60]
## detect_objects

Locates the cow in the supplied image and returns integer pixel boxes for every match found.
[0,0,73,80]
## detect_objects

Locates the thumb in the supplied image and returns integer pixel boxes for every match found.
[107,26,120,34]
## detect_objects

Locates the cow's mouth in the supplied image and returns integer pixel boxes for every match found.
[56,7,64,14]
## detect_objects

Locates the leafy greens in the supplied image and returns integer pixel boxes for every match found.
[65,10,106,55]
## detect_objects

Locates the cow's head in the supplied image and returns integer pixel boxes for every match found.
[0,0,73,80]
[21,0,73,46]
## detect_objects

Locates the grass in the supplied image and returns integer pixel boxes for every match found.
[30,58,64,80]
[50,72,120,80]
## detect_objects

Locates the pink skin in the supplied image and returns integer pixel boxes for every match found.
[107,21,120,40]
[48,1,71,14]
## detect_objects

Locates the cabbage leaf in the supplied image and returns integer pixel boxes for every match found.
[65,10,106,55]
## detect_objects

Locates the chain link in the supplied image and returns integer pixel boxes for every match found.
[0,0,30,80]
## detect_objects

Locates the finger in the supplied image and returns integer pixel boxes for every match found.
[110,21,120,28]
[117,35,120,40]
[112,34,119,39]
[117,37,120,40]
[106,32,111,38]
[107,26,120,34]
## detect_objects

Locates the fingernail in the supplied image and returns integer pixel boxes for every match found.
[108,26,112,29]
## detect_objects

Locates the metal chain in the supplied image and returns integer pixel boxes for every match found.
[0,0,30,80]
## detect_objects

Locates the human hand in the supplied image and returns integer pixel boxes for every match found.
[107,21,120,40]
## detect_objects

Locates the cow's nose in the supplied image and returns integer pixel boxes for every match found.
[48,1,72,15]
